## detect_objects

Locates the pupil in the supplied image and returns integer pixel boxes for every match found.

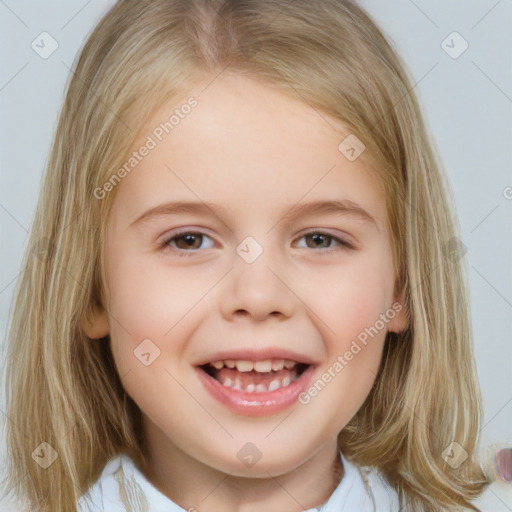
[308,233,330,248]
[178,233,200,249]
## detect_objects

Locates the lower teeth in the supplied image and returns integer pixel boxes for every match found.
[221,375,293,393]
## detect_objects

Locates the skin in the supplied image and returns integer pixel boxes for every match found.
[84,73,407,512]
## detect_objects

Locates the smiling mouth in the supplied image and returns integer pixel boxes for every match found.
[199,359,310,393]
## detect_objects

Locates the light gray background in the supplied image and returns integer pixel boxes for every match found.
[1,1,511,510]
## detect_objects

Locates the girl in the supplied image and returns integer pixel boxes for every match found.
[2,0,497,510]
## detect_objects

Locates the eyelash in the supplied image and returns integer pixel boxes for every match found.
[160,230,354,257]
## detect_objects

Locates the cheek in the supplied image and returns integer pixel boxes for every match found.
[302,251,396,343]
[105,254,214,336]
[104,255,206,376]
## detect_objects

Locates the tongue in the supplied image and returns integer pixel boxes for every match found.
[212,367,298,387]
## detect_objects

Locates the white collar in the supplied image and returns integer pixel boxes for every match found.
[78,452,400,512]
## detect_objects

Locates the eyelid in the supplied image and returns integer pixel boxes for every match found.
[294,229,356,249]
[159,228,217,251]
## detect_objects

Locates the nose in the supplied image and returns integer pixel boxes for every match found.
[219,242,296,323]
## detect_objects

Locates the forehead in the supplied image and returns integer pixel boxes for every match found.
[108,73,386,226]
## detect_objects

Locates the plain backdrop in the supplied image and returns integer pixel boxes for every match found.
[1,1,511,510]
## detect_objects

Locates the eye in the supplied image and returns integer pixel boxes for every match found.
[162,231,215,252]
[295,232,353,251]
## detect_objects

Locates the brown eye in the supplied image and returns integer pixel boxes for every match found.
[295,232,353,252]
[164,232,214,251]
[174,233,203,249]
[304,233,333,249]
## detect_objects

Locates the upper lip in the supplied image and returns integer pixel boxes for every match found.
[194,348,318,367]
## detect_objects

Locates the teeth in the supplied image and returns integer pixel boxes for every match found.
[268,379,280,391]
[235,360,254,372]
[254,360,272,372]
[271,360,285,371]
[208,358,301,373]
[219,375,296,393]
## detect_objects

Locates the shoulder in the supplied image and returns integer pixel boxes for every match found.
[77,454,183,512]
[320,454,400,512]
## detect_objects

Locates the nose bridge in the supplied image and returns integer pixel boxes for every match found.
[220,234,295,321]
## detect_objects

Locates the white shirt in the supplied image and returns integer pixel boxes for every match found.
[78,452,400,512]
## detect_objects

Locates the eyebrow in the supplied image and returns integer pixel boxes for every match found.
[129,199,378,230]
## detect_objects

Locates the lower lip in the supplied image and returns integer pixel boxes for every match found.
[196,365,315,417]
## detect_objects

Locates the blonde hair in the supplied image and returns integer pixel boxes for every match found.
[3,0,489,510]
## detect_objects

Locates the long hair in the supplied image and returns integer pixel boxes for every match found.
[3,1,488,510]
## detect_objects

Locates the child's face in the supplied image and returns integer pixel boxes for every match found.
[88,74,407,479]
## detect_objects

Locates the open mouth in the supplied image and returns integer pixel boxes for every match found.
[199,359,310,393]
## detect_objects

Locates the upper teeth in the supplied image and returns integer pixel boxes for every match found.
[209,359,297,372]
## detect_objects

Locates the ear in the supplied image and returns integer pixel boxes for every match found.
[387,281,409,333]
[80,302,110,339]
